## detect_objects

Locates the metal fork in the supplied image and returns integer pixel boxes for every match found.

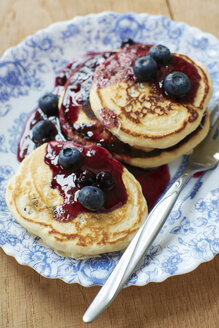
[83,105,219,323]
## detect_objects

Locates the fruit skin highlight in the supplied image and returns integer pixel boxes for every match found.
[164,72,191,98]
[32,120,55,142]
[58,146,83,169]
[96,171,115,191]
[133,56,157,81]
[149,44,172,65]
[78,185,105,211]
[39,93,59,116]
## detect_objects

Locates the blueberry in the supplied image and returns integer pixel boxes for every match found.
[149,44,172,65]
[58,147,83,169]
[164,72,191,98]
[39,93,59,116]
[133,56,157,81]
[78,186,104,211]
[76,170,96,189]
[95,171,115,191]
[121,38,135,48]
[32,120,55,142]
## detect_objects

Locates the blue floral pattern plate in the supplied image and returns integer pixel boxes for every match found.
[0,12,218,286]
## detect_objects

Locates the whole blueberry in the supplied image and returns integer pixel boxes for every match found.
[39,93,59,116]
[133,56,157,81]
[121,38,135,48]
[58,147,83,169]
[164,72,191,98]
[95,171,115,191]
[76,170,96,189]
[32,120,55,142]
[78,186,104,211]
[149,44,172,65]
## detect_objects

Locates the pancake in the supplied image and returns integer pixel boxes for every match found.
[114,109,210,168]
[59,107,210,168]
[6,141,147,259]
[58,51,113,141]
[57,51,211,168]
[90,44,212,149]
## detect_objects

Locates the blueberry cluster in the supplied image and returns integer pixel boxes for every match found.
[32,93,59,142]
[58,146,115,211]
[78,171,115,211]
[76,170,114,191]
[133,44,191,98]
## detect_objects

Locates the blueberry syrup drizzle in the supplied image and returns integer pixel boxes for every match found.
[94,44,201,103]
[59,52,113,137]
[126,165,170,212]
[44,141,127,221]
[155,55,201,103]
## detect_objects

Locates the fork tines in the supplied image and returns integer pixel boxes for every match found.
[209,104,219,139]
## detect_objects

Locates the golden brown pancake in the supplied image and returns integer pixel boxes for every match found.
[57,49,211,168]
[90,44,212,149]
[6,142,148,259]
[114,109,210,168]
[59,88,210,167]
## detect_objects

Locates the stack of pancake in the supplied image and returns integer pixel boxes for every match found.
[59,44,212,168]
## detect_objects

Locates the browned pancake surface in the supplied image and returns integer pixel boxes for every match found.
[90,44,212,149]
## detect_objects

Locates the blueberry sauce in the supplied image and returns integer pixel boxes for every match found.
[59,52,112,136]
[44,141,127,221]
[126,164,170,212]
[193,171,205,178]
[155,55,201,103]
[93,44,201,103]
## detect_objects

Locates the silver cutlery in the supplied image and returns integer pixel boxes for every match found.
[83,105,219,323]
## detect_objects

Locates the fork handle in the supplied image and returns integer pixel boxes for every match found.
[83,171,192,323]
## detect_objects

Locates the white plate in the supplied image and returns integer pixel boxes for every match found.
[0,12,218,286]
